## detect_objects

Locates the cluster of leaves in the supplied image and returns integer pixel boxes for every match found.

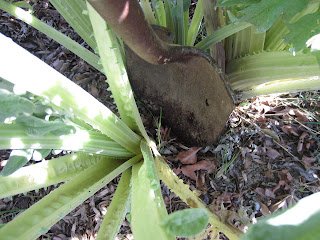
[217,0,320,53]
[0,0,320,239]
[0,0,239,239]
[0,82,76,176]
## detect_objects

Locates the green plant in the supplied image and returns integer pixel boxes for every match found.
[143,0,320,99]
[243,191,320,240]
[0,0,240,239]
[1,0,320,239]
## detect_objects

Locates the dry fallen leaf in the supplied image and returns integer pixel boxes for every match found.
[181,160,213,180]
[266,148,280,159]
[297,131,308,152]
[173,168,181,175]
[281,125,300,136]
[255,188,276,198]
[269,196,290,213]
[196,172,207,191]
[175,147,201,164]
[272,180,286,193]
[265,188,276,198]
[258,201,271,216]
[302,156,317,168]
[90,86,100,98]
[292,109,309,122]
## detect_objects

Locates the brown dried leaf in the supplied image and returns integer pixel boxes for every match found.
[90,86,100,98]
[281,125,299,136]
[269,196,289,213]
[256,187,276,198]
[264,170,274,179]
[302,156,317,168]
[266,148,280,159]
[175,147,201,164]
[265,188,276,198]
[258,201,271,216]
[181,160,213,180]
[297,132,308,152]
[181,165,197,180]
[196,172,207,191]
[252,158,265,164]
[293,109,309,122]
[272,180,286,193]
[173,168,181,175]
[216,192,233,205]
[255,188,265,197]
[243,155,252,170]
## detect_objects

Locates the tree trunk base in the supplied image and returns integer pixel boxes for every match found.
[125,26,234,146]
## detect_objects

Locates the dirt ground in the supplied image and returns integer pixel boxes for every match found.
[0,1,320,239]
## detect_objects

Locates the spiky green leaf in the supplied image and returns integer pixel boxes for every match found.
[131,141,175,240]
[96,168,131,240]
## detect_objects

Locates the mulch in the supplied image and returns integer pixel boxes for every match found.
[0,1,319,239]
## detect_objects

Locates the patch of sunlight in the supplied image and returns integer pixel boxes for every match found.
[149,189,156,199]
[95,150,104,154]
[14,7,32,23]
[10,161,49,185]
[4,117,16,124]
[30,143,41,149]
[0,33,113,124]
[13,84,27,95]
[267,192,320,226]
[10,138,25,149]
[59,130,90,150]
[100,206,107,215]
[51,95,62,107]
[307,33,320,51]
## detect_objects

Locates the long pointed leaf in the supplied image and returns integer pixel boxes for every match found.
[187,0,204,46]
[87,3,150,142]
[152,0,167,27]
[0,33,142,154]
[176,0,186,45]
[96,168,131,240]
[140,0,157,25]
[49,0,97,50]
[227,51,320,91]
[131,141,175,240]
[164,0,175,33]
[0,0,101,71]
[0,153,106,199]
[0,124,133,158]
[0,155,142,239]
[195,22,252,51]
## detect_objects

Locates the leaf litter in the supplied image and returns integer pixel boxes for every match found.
[1,1,320,240]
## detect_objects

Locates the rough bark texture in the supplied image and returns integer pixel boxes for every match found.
[126,27,234,146]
